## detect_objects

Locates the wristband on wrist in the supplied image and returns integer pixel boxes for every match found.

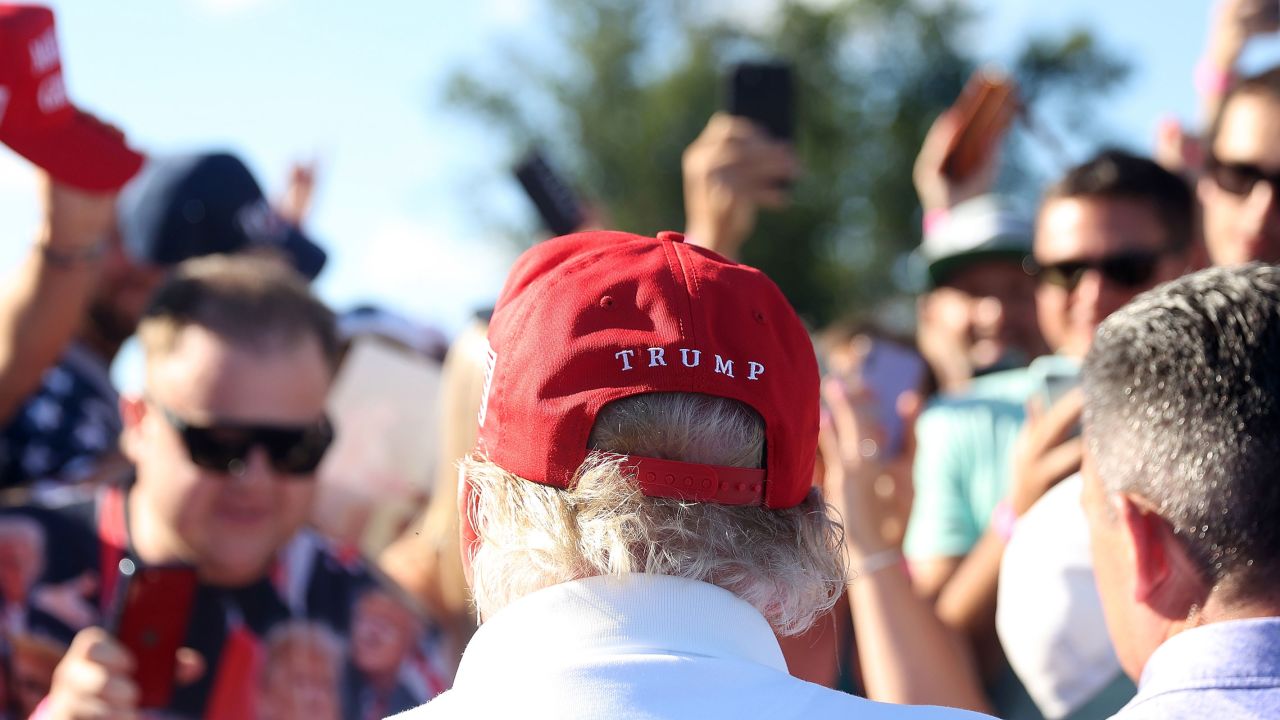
[1194,58,1234,99]
[849,548,904,579]
[922,208,948,237]
[39,242,104,269]
[991,499,1018,543]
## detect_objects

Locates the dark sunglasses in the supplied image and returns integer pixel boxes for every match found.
[153,402,334,476]
[1028,251,1163,292]
[1206,156,1280,197]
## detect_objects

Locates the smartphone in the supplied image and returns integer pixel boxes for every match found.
[726,61,794,141]
[860,338,928,457]
[1029,354,1081,437]
[940,68,1019,181]
[106,559,199,708]
[513,148,585,237]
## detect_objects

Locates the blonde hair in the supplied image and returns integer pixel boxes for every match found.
[466,393,845,636]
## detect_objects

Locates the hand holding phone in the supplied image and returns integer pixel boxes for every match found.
[106,559,199,708]
[43,626,141,719]
[682,112,797,259]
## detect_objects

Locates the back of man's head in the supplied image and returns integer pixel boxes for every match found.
[463,231,843,635]
[1084,263,1280,602]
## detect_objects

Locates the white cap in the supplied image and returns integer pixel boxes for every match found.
[913,194,1032,290]
[996,473,1125,718]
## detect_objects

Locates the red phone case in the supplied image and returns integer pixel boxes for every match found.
[109,561,199,708]
[940,69,1019,181]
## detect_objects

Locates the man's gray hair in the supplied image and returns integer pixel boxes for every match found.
[1083,263,1280,599]
[464,392,846,636]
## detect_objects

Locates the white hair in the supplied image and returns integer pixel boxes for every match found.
[466,392,845,636]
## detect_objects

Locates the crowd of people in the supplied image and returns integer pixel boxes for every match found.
[0,1,1278,719]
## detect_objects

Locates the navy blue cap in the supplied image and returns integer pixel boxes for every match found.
[116,152,326,280]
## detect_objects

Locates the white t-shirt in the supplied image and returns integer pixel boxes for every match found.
[396,573,992,719]
[996,474,1130,718]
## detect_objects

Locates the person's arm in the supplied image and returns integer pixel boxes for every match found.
[819,380,990,713]
[1199,0,1279,123]
[912,108,1001,218]
[682,112,797,260]
[0,177,116,423]
[930,391,1084,677]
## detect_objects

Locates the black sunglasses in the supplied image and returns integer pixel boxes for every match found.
[1206,155,1280,197]
[1028,250,1163,292]
[153,402,334,476]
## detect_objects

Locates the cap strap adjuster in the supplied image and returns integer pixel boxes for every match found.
[627,457,765,506]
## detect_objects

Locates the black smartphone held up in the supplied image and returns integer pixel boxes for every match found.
[513,148,585,237]
[726,61,794,141]
[106,559,199,709]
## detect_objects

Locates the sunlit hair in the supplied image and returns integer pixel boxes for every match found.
[1084,264,1280,601]
[138,254,339,371]
[465,392,845,636]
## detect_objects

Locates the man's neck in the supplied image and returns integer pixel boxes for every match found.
[1193,593,1280,627]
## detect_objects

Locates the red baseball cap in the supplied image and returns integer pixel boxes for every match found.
[0,4,143,192]
[477,230,820,510]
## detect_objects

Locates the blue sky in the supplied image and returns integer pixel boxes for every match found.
[0,0,1270,376]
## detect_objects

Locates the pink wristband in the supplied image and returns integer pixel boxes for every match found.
[991,499,1018,543]
[1194,58,1233,99]
[922,208,948,237]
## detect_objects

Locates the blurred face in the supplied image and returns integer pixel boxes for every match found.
[122,326,332,587]
[87,232,166,351]
[919,259,1046,376]
[260,640,341,720]
[352,591,419,679]
[1199,92,1280,265]
[1034,197,1186,358]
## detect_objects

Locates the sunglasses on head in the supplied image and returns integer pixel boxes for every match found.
[152,402,334,477]
[1028,250,1163,292]
[1206,155,1280,197]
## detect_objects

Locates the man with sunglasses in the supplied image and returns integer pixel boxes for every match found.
[1199,66,1280,266]
[0,256,445,719]
[994,78,1280,716]
[903,150,1192,718]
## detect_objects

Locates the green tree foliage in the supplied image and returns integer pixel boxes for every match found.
[446,0,1130,327]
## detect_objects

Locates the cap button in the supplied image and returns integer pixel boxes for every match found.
[656,231,686,244]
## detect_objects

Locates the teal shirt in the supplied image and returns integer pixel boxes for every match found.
[904,367,1035,560]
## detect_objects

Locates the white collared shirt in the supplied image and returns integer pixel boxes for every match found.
[395,573,990,719]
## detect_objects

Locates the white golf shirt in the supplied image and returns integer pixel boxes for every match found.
[395,573,991,719]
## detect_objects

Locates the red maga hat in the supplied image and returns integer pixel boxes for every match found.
[0,4,143,192]
[477,230,820,510]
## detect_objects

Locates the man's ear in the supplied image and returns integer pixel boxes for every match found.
[118,395,147,463]
[456,465,481,591]
[1117,494,1204,615]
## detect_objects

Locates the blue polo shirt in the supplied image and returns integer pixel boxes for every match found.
[1114,617,1280,718]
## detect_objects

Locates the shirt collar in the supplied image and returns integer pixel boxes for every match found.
[1139,617,1280,696]
[453,574,787,688]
